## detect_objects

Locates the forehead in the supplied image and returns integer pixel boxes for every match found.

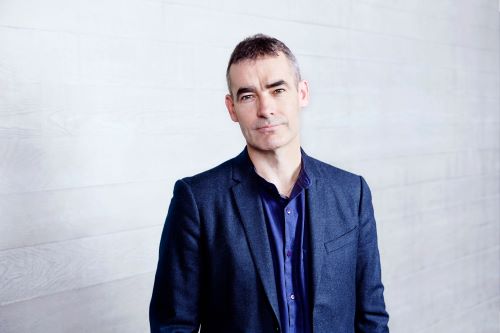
[228,53,295,87]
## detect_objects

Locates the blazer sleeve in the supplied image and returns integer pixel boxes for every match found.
[355,176,390,333]
[149,179,202,333]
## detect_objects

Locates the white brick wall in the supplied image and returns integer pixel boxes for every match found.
[0,1,498,332]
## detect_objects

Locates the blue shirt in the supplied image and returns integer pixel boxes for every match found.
[253,162,312,333]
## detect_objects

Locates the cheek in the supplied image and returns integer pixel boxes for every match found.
[238,115,253,127]
[286,109,301,126]
[237,116,255,134]
[239,109,258,124]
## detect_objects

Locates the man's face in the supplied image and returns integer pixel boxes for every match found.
[225,53,309,153]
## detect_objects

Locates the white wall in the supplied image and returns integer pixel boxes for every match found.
[0,1,498,332]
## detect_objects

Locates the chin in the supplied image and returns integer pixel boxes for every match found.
[251,139,289,152]
[245,132,298,152]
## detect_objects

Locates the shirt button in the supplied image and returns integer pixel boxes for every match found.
[286,250,292,257]
[286,208,291,214]
[290,294,295,300]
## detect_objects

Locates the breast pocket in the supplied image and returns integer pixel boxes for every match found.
[324,225,359,253]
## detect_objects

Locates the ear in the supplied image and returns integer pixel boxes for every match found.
[225,94,239,122]
[297,80,309,107]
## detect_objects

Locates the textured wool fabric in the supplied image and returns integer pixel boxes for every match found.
[150,147,389,332]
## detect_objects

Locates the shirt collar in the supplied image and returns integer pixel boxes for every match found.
[251,154,312,201]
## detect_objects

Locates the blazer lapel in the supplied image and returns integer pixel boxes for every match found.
[306,178,329,308]
[231,149,280,327]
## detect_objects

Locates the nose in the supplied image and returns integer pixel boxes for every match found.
[257,94,275,118]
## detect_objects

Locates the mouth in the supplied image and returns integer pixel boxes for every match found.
[256,124,282,131]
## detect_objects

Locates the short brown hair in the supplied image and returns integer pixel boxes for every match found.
[226,34,301,92]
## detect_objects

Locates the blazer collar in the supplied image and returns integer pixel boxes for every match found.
[231,146,320,183]
[231,147,255,184]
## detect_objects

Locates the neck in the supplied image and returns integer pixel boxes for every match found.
[247,142,302,197]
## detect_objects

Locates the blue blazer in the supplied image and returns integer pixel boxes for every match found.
[150,148,389,333]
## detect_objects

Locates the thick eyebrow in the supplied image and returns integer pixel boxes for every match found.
[235,86,256,99]
[265,80,289,89]
[235,80,289,99]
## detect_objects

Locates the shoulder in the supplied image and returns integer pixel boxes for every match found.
[303,153,372,202]
[304,154,374,218]
[305,154,361,185]
[177,155,236,193]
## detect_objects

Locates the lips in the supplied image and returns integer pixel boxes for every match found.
[258,124,279,129]
[256,124,282,131]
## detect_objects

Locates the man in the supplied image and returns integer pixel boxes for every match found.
[150,34,389,333]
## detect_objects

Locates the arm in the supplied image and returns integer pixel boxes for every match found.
[149,179,202,333]
[355,176,389,333]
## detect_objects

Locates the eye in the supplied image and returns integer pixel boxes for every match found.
[240,94,255,102]
[273,88,286,95]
